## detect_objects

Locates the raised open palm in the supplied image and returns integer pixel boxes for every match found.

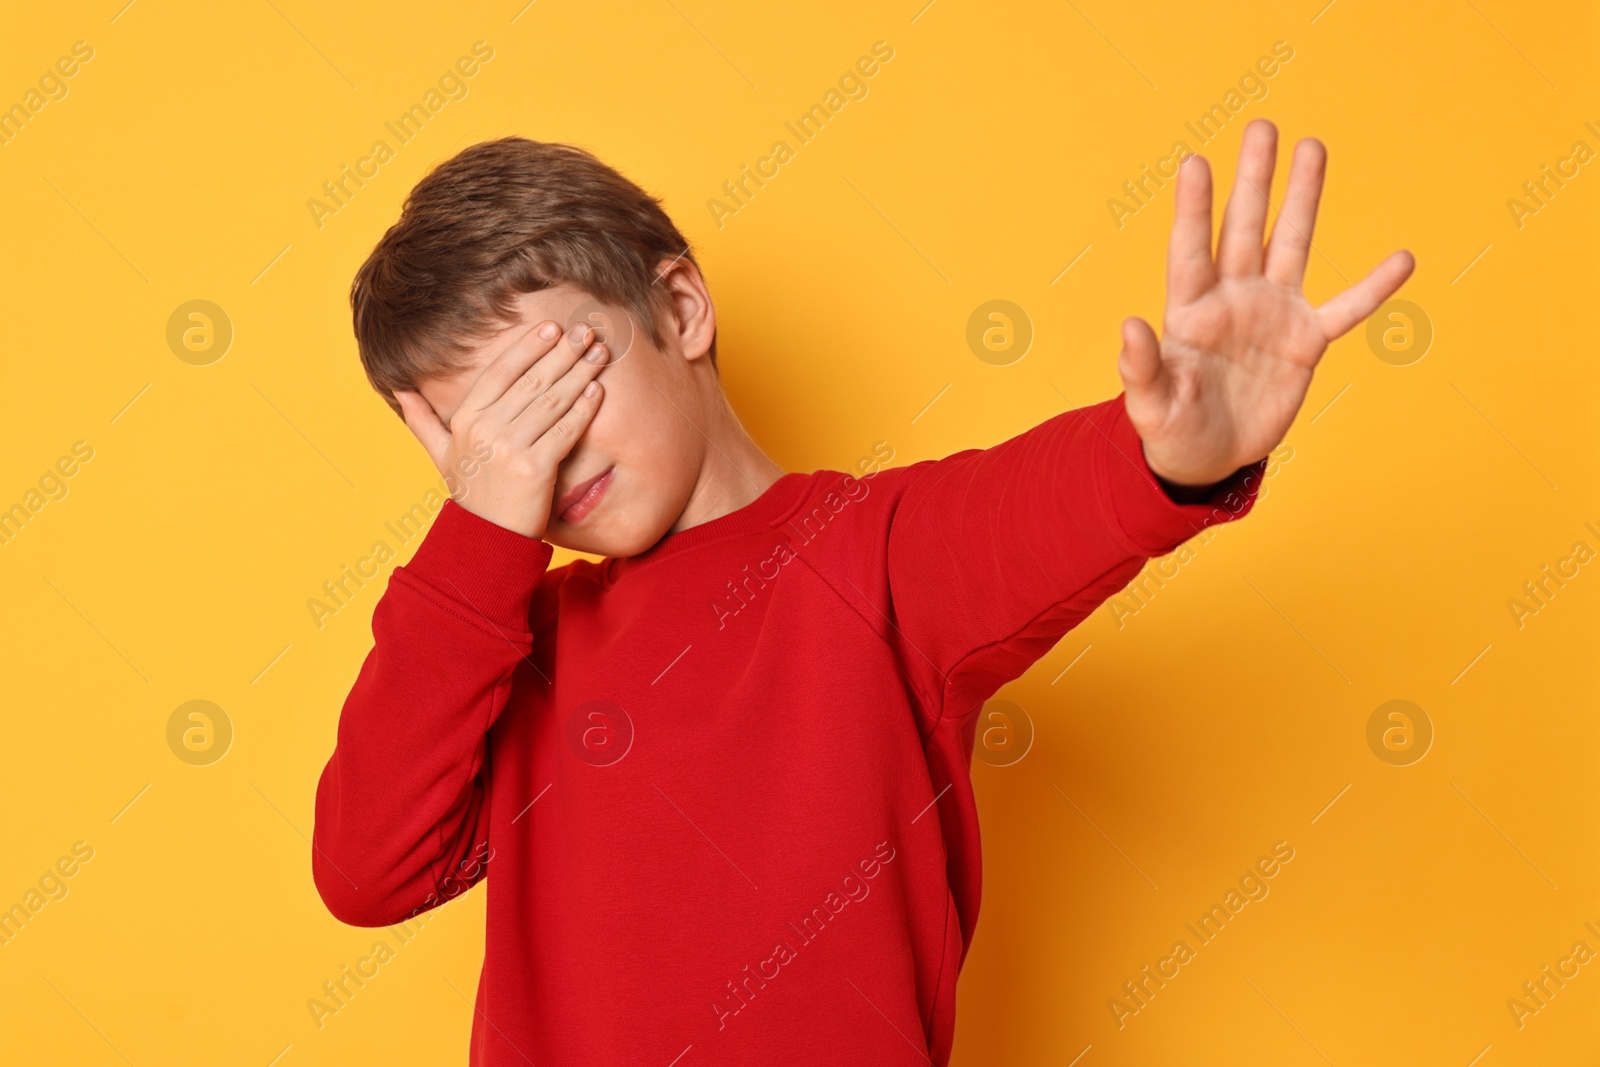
[1120,119,1415,487]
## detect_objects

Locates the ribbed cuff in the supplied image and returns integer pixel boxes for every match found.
[1099,396,1266,557]
[399,499,553,634]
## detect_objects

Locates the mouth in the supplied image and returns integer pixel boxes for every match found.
[554,466,614,525]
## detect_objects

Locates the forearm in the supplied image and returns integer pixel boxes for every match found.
[884,394,1263,716]
[312,500,551,925]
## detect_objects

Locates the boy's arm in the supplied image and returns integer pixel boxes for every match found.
[312,504,551,925]
[882,395,1260,721]
[883,120,1414,720]
[312,316,610,925]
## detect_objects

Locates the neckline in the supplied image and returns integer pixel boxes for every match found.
[604,470,817,582]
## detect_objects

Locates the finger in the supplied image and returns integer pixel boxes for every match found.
[531,379,603,468]
[1115,316,1170,406]
[460,319,582,416]
[1265,138,1327,287]
[1167,154,1216,305]
[486,320,596,428]
[507,339,610,446]
[1314,250,1416,339]
[395,389,452,468]
[1216,119,1278,277]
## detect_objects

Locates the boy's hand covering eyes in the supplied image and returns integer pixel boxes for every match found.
[1120,119,1415,489]
[394,319,611,538]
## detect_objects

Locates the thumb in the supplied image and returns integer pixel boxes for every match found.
[394,389,453,470]
[1116,316,1168,403]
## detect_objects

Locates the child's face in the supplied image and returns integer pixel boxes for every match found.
[416,285,708,558]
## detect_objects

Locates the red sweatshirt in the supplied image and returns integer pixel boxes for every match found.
[312,395,1261,1065]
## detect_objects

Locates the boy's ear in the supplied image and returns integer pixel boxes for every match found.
[656,257,715,363]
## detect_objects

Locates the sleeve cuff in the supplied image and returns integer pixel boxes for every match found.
[397,499,554,633]
[1098,395,1267,556]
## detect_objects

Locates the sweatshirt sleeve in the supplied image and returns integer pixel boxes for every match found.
[884,393,1265,726]
[312,499,553,927]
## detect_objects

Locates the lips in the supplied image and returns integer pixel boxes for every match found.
[555,467,613,524]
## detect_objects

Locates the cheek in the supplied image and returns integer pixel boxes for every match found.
[581,378,630,452]
[589,368,670,457]
[589,380,696,505]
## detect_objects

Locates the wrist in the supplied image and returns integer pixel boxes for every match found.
[1140,441,1235,502]
[451,491,544,541]
[1152,469,1225,504]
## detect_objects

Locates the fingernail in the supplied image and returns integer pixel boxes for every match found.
[538,321,560,340]
[569,322,590,347]
[583,381,599,397]
[584,343,607,364]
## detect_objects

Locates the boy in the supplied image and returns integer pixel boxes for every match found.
[313,121,1412,1064]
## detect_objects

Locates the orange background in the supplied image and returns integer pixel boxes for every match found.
[0,1,1595,1064]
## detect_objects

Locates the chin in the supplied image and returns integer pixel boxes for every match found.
[547,511,671,559]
